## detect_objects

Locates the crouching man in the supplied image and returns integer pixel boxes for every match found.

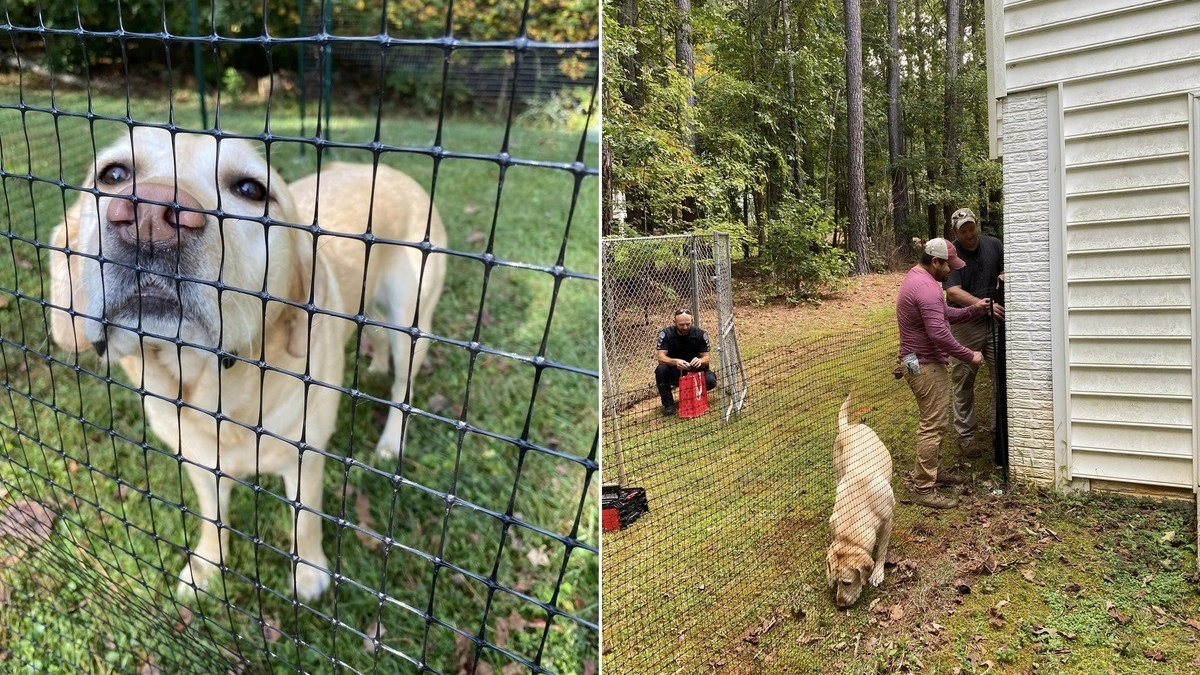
[654,309,717,415]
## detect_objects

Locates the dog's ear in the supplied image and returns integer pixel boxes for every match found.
[283,233,336,361]
[47,193,92,352]
[266,171,327,361]
[855,557,874,585]
[285,226,318,359]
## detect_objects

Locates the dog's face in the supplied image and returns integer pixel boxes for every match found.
[826,546,874,609]
[52,127,307,360]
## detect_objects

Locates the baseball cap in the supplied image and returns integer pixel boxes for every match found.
[951,207,978,231]
[925,238,966,270]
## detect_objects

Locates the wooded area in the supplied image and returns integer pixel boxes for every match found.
[603,0,1000,295]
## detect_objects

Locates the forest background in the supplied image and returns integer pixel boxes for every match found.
[603,0,999,300]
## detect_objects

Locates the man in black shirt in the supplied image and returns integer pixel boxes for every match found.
[654,309,718,415]
[944,207,1006,459]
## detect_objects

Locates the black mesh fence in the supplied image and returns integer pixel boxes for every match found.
[600,323,1004,673]
[0,2,599,674]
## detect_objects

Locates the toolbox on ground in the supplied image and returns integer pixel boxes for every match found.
[602,484,649,531]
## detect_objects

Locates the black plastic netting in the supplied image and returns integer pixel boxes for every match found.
[600,323,1004,673]
[0,2,599,674]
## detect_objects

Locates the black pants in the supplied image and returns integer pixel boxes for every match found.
[655,364,717,408]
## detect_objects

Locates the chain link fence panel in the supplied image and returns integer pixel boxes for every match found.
[601,234,745,431]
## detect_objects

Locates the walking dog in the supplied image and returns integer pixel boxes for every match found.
[826,390,895,608]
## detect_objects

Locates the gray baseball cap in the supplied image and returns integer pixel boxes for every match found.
[951,207,978,230]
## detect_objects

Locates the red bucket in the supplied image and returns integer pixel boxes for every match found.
[602,507,621,532]
[678,371,709,419]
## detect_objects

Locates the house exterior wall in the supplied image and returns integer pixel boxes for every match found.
[992,0,1200,493]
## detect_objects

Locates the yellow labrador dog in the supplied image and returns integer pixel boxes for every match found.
[826,390,894,608]
[47,127,446,600]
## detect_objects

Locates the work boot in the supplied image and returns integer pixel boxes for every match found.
[936,468,971,486]
[910,489,958,509]
[959,437,982,459]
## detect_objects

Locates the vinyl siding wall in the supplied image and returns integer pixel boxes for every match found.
[994,0,1200,491]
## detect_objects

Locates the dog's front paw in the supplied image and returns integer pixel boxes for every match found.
[375,418,407,459]
[176,555,220,598]
[869,566,885,588]
[294,559,331,601]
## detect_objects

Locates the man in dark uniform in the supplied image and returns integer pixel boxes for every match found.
[944,207,1006,459]
[654,309,717,415]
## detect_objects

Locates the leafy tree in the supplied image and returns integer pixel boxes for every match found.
[604,0,1001,293]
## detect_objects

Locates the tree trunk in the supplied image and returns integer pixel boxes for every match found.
[781,0,803,194]
[617,0,642,109]
[602,137,614,236]
[887,0,908,249]
[753,189,767,255]
[843,0,869,276]
[943,0,961,238]
[675,0,696,150]
[675,0,697,224]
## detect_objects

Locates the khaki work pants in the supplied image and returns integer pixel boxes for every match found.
[904,362,950,492]
[949,318,996,442]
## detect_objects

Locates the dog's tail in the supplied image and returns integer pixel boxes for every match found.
[838,390,855,434]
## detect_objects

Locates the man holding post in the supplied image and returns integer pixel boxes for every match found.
[944,207,1005,459]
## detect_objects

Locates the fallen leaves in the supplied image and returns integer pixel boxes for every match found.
[454,634,493,675]
[1143,648,1166,662]
[0,500,56,545]
[263,615,283,644]
[526,546,550,568]
[427,393,452,414]
[340,486,382,550]
[1106,601,1131,626]
[138,654,161,675]
[362,621,385,654]
[174,606,194,633]
[741,614,778,645]
[986,601,1007,629]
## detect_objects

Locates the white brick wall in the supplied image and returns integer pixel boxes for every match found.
[1002,90,1058,486]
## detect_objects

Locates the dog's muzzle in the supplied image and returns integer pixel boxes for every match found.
[107,183,207,254]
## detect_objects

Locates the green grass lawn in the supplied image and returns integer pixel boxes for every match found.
[0,86,598,675]
[602,311,1200,674]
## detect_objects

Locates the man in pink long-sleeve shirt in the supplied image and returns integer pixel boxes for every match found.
[896,238,1003,509]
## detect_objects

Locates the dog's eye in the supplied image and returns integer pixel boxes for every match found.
[232,178,268,202]
[98,163,132,185]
